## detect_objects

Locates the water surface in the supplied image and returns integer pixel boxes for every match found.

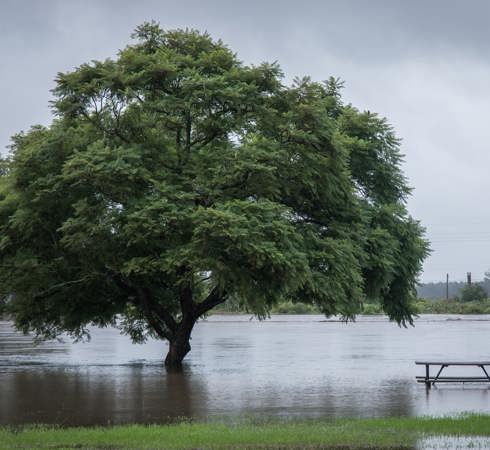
[1,315,489,425]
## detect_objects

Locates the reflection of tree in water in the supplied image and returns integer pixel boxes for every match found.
[121,366,209,423]
[0,366,209,426]
[1,369,116,426]
[163,368,205,420]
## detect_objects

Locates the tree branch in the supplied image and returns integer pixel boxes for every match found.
[105,268,178,340]
[190,130,220,150]
[135,286,174,341]
[185,111,192,151]
[34,276,93,300]
[179,283,194,317]
[214,170,252,192]
[195,285,228,317]
[151,300,178,334]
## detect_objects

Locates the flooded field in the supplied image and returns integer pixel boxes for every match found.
[1,315,489,425]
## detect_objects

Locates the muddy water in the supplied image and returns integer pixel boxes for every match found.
[1,315,489,425]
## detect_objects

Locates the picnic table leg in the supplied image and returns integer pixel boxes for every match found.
[479,365,490,382]
[432,364,446,386]
[425,364,431,389]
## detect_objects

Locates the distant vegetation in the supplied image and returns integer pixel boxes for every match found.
[459,284,488,303]
[415,299,490,314]
[363,299,490,315]
[215,296,490,315]
[214,299,321,315]
[417,270,490,299]
[271,301,320,314]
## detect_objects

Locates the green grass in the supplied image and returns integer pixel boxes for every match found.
[2,414,490,449]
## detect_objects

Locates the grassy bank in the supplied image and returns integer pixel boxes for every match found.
[2,415,490,449]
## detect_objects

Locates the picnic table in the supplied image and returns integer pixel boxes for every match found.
[415,361,490,388]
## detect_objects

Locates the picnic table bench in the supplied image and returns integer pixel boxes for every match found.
[416,361,490,388]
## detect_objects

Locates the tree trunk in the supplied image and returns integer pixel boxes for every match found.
[163,282,227,369]
[165,339,191,368]
[164,317,195,369]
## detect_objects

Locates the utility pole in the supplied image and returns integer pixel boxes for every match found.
[467,272,472,285]
[446,273,449,300]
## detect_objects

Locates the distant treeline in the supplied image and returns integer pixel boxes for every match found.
[417,279,490,300]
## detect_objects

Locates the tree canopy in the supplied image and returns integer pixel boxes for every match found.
[0,22,429,367]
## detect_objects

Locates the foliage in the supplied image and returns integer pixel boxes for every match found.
[459,284,488,303]
[0,22,429,365]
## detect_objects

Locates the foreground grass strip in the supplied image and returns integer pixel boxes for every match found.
[2,414,490,449]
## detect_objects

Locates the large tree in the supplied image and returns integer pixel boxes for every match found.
[0,23,429,368]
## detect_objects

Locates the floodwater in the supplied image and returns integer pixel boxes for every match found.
[417,436,490,449]
[1,315,490,426]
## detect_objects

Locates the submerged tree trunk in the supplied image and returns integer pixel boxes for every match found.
[164,316,195,369]
[165,339,191,368]
[162,282,227,369]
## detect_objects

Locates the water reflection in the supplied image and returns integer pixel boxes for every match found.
[0,366,211,425]
[1,315,490,425]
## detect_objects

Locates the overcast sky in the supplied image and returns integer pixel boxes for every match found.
[2,0,490,282]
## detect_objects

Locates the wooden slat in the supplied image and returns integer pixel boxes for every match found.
[415,361,490,365]
[417,379,490,383]
[416,376,489,380]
